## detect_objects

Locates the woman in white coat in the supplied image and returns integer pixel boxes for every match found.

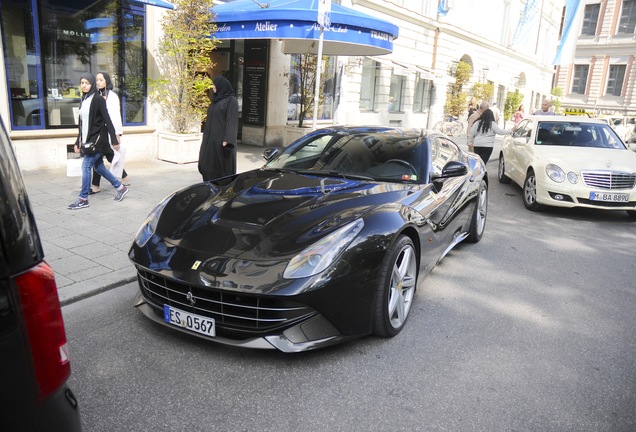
[91,71,129,193]
[469,108,513,164]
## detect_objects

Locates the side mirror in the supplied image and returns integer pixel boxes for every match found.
[263,147,280,161]
[434,161,468,179]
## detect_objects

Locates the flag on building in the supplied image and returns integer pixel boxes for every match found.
[511,0,540,48]
[552,0,584,65]
[437,0,450,17]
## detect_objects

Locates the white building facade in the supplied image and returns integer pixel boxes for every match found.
[1,0,567,171]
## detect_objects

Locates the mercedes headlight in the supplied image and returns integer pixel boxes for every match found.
[546,164,565,183]
[284,219,364,279]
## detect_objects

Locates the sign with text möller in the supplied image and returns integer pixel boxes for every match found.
[242,40,268,126]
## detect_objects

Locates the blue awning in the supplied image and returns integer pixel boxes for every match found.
[212,0,399,56]
[130,0,176,10]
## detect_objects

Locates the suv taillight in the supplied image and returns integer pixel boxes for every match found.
[15,262,70,400]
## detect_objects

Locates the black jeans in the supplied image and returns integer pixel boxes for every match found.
[473,146,494,165]
[92,147,128,187]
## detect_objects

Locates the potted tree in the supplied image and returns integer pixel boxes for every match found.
[149,0,216,163]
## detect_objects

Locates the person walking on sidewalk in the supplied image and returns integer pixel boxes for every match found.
[469,108,513,164]
[198,75,239,181]
[68,73,128,210]
[90,71,129,194]
[466,101,489,152]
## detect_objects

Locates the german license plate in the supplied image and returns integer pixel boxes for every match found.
[163,305,215,337]
[589,192,629,202]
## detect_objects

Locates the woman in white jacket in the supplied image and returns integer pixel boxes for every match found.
[91,71,129,193]
[469,108,513,164]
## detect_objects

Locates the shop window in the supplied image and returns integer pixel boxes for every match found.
[606,65,626,96]
[1,0,146,130]
[287,54,335,122]
[413,74,432,113]
[388,72,405,112]
[359,58,379,111]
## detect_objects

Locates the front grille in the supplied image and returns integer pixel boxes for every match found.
[581,171,636,190]
[137,268,315,333]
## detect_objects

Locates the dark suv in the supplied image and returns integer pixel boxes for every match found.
[0,117,82,430]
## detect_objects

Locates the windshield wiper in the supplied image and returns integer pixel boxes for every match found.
[293,169,374,181]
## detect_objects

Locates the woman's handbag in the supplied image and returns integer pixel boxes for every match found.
[80,141,97,156]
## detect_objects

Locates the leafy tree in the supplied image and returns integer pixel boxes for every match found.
[550,87,563,113]
[444,61,471,118]
[504,89,524,121]
[471,82,495,104]
[149,0,217,133]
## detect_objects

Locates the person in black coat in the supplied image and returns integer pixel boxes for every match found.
[67,73,129,210]
[198,76,239,182]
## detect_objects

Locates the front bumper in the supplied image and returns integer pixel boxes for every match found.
[133,290,353,352]
[536,180,636,211]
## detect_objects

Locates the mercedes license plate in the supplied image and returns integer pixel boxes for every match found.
[163,305,215,337]
[589,192,629,202]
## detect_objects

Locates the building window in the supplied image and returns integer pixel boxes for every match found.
[413,74,432,113]
[388,72,405,112]
[618,0,636,34]
[287,54,335,122]
[581,3,600,36]
[359,58,379,111]
[606,65,626,96]
[571,65,589,94]
[1,0,147,130]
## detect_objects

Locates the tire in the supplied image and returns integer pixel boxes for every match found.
[433,121,443,132]
[467,180,488,243]
[372,235,418,338]
[523,169,541,211]
[498,154,511,184]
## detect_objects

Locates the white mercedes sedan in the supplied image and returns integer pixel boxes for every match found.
[498,115,636,218]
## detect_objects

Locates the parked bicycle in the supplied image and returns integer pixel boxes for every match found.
[433,116,464,137]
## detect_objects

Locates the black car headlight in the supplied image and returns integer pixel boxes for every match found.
[133,194,174,247]
[283,219,365,279]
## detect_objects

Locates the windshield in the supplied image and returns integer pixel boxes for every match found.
[535,121,626,149]
[264,130,428,183]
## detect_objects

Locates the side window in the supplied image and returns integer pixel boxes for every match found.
[431,137,460,176]
[513,119,534,142]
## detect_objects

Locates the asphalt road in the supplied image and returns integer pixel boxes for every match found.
[63,168,636,432]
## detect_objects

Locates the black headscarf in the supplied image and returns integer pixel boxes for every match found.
[97,71,114,98]
[212,76,235,104]
[79,73,97,104]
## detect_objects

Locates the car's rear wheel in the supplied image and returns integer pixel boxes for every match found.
[467,180,488,243]
[498,154,511,184]
[523,169,541,211]
[373,235,417,337]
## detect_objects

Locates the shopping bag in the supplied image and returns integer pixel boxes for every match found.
[66,157,83,177]
[110,146,126,178]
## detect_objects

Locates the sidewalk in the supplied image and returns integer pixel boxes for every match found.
[22,145,266,306]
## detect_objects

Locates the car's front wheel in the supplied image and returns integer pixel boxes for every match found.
[498,154,511,184]
[523,169,541,211]
[372,235,417,337]
[467,180,488,243]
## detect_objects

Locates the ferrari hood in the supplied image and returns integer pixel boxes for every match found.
[154,169,415,258]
